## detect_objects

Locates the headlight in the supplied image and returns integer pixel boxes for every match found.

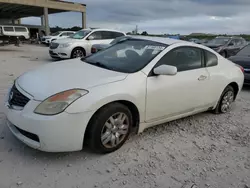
[34,89,88,115]
[59,43,72,48]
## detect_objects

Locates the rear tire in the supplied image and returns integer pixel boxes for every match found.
[86,103,133,154]
[213,85,235,114]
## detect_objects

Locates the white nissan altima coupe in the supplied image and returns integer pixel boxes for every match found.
[4,36,244,153]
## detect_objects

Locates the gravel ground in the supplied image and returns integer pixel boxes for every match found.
[0,44,250,188]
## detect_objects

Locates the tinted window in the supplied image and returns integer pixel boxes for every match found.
[83,39,167,73]
[229,39,237,46]
[101,31,114,39]
[207,38,230,45]
[14,27,27,32]
[237,45,250,56]
[70,30,91,39]
[204,50,218,67]
[3,27,14,32]
[60,32,68,36]
[112,32,125,38]
[157,47,203,72]
[67,32,74,36]
[89,31,102,40]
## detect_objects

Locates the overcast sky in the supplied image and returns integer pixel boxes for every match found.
[22,0,250,34]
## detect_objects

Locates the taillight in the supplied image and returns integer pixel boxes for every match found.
[236,64,244,73]
[91,47,97,53]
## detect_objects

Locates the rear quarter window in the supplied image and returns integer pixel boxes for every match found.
[204,50,218,67]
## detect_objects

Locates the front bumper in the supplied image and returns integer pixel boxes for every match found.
[4,99,94,152]
[49,47,71,59]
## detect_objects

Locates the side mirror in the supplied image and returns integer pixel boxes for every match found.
[88,35,95,40]
[228,42,234,46]
[153,65,177,76]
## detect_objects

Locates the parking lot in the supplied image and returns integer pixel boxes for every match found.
[0,44,250,188]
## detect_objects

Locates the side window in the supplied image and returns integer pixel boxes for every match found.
[14,27,27,32]
[60,32,68,36]
[112,32,125,38]
[88,31,102,40]
[157,47,203,72]
[101,31,113,39]
[3,27,14,32]
[204,50,218,67]
[67,32,74,36]
[229,39,237,46]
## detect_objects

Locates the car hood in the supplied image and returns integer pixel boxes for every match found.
[228,55,250,69]
[16,59,128,101]
[55,38,80,44]
[205,44,223,48]
[43,36,52,39]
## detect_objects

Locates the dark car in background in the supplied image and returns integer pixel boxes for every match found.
[229,44,250,85]
[205,36,247,58]
[91,35,131,53]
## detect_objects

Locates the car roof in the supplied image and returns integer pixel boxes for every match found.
[80,28,125,33]
[127,35,189,45]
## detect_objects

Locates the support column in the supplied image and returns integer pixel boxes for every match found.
[43,7,50,35]
[41,15,45,26]
[82,12,86,29]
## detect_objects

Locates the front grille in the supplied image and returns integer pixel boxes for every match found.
[15,125,39,142]
[8,84,30,108]
[50,42,59,49]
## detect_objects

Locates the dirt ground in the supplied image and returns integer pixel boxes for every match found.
[0,44,250,188]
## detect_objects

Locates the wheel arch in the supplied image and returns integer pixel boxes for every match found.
[83,100,140,146]
[71,46,86,58]
[228,82,239,100]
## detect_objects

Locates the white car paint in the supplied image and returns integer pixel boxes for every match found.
[0,25,30,39]
[42,31,75,44]
[4,36,244,152]
[48,28,126,59]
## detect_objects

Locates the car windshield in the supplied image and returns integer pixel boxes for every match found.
[51,31,61,36]
[236,45,250,56]
[70,30,91,39]
[82,39,168,73]
[207,38,230,45]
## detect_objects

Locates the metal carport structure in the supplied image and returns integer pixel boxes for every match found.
[0,0,86,35]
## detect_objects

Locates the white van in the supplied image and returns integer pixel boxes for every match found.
[49,28,126,59]
[0,25,30,40]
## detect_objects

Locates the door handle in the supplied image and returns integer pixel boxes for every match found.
[198,75,207,81]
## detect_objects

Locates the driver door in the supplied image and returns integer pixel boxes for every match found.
[145,46,210,122]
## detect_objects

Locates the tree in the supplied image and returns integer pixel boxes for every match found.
[141,31,148,36]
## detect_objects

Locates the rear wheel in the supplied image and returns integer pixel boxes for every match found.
[71,47,85,58]
[86,103,132,153]
[214,85,235,114]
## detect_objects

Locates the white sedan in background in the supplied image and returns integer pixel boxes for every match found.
[4,36,244,153]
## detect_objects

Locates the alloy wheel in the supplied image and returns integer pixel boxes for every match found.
[101,112,129,149]
[73,49,84,58]
[221,90,234,113]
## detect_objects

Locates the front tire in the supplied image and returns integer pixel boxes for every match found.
[71,47,85,58]
[214,85,235,114]
[220,51,227,58]
[86,103,133,153]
